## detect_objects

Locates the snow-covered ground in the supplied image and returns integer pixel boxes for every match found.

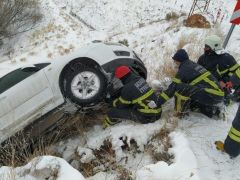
[0,0,240,179]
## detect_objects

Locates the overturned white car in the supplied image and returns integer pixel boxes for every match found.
[0,42,147,143]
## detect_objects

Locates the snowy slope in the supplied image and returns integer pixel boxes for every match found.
[0,0,240,179]
[0,156,85,180]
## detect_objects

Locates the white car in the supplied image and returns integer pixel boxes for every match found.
[0,42,147,143]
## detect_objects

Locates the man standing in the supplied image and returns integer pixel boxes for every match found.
[215,66,240,158]
[158,49,224,117]
[103,66,162,128]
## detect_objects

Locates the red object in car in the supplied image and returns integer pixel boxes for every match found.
[115,66,131,79]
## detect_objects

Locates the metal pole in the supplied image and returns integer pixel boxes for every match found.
[223,24,236,49]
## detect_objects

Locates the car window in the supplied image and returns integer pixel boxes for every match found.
[0,69,37,94]
[34,63,50,69]
[0,63,50,94]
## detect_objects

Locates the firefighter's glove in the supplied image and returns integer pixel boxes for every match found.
[219,81,225,89]
[147,100,157,109]
[225,81,233,91]
[215,141,224,152]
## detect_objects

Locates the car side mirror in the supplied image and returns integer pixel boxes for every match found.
[21,66,40,72]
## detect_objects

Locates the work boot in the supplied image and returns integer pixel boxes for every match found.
[215,141,225,152]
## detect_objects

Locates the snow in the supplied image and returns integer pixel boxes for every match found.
[0,156,85,180]
[136,132,200,180]
[77,147,95,163]
[55,120,165,170]
[178,104,240,180]
[86,121,163,151]
[86,172,117,180]
[1,0,240,179]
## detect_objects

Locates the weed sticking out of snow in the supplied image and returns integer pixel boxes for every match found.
[0,156,85,180]
[47,117,179,178]
[0,108,105,168]
[147,129,174,165]
[1,0,240,179]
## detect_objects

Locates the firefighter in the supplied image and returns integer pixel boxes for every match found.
[215,66,240,158]
[103,65,162,128]
[197,35,240,103]
[158,49,224,117]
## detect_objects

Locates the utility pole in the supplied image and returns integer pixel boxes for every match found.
[223,0,240,48]
[188,0,211,17]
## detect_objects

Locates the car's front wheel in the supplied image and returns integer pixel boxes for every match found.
[65,66,106,107]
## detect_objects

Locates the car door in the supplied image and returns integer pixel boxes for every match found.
[0,63,54,137]
[0,91,14,142]
[0,92,13,128]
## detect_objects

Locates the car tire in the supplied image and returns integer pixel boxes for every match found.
[65,66,107,107]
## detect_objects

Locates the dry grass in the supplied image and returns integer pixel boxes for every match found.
[0,132,57,167]
[76,138,134,179]
[48,53,53,58]
[161,63,177,78]
[0,106,108,167]
[75,139,116,177]
[165,12,179,21]
[176,33,203,62]
[0,105,174,179]
[152,48,177,81]
[211,23,224,39]
[164,112,179,131]
[117,167,133,180]
[147,128,174,165]
[19,57,26,62]
[177,33,198,50]
[0,0,42,43]
[118,39,129,47]
[30,24,56,40]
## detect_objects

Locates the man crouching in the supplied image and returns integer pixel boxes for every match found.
[103,66,162,128]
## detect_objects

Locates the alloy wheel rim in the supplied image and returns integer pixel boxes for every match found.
[71,71,100,100]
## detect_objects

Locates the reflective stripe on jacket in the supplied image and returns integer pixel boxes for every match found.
[198,52,239,81]
[159,59,224,105]
[113,73,161,116]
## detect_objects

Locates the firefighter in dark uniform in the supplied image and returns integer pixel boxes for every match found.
[198,35,240,103]
[103,66,162,128]
[158,49,224,117]
[215,66,240,157]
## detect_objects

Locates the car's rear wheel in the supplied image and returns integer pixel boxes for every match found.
[65,66,107,107]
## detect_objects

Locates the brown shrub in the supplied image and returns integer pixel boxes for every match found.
[0,0,42,43]
[152,51,177,81]
[185,14,211,29]
[165,12,179,21]
[0,106,108,167]
[147,128,174,164]
[118,39,129,47]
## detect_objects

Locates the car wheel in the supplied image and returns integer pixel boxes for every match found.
[65,66,107,107]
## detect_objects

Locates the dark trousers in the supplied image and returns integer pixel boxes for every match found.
[107,108,161,124]
[191,89,223,106]
[175,89,223,117]
[224,104,240,158]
